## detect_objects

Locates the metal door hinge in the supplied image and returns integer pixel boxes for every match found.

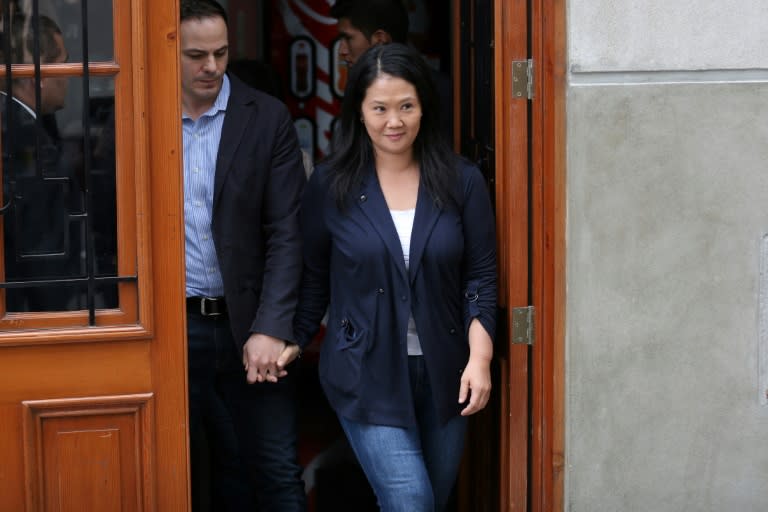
[512,59,534,100]
[511,306,535,345]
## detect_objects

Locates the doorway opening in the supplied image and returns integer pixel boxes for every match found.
[218,1,508,511]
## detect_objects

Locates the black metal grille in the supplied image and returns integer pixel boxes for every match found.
[0,0,133,324]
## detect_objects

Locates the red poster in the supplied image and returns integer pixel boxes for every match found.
[270,1,344,161]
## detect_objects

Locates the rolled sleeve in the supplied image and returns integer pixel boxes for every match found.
[461,165,498,341]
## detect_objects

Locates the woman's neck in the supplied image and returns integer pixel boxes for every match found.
[375,151,420,211]
[374,151,417,176]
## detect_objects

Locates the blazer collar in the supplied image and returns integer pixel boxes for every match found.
[213,74,257,212]
[356,165,442,285]
[408,183,441,285]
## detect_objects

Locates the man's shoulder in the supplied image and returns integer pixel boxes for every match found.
[0,96,33,118]
[0,96,38,132]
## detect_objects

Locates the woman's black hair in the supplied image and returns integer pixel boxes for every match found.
[325,42,457,209]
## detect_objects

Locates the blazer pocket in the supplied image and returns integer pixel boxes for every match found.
[337,317,367,350]
[325,317,368,395]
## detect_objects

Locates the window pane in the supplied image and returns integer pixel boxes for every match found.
[56,0,115,62]
[1,75,117,312]
[0,0,114,64]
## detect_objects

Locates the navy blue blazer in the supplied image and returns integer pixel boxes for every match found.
[295,158,497,427]
[211,74,306,349]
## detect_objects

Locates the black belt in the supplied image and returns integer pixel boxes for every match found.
[187,296,227,317]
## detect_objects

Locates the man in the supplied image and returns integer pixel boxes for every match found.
[1,14,73,311]
[331,0,410,67]
[330,0,454,141]
[179,1,306,510]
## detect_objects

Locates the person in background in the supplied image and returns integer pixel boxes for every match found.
[1,13,75,311]
[329,0,453,141]
[179,0,306,510]
[294,43,497,511]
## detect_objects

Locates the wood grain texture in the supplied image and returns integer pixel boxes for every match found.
[0,1,189,510]
[143,0,191,509]
[22,394,154,512]
[529,0,567,511]
[493,1,530,510]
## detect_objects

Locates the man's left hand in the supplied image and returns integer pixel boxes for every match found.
[242,333,288,384]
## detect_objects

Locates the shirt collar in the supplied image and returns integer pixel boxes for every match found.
[182,73,230,121]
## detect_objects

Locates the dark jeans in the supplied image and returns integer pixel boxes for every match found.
[187,311,306,511]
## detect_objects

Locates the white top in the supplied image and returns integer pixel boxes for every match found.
[390,208,422,356]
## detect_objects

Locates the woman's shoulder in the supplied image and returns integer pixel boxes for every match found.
[452,155,481,178]
[448,155,486,194]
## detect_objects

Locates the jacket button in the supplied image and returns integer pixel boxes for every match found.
[359,194,367,202]
[378,288,384,294]
[341,318,348,326]
[449,327,456,334]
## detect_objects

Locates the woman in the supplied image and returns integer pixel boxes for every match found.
[294,43,497,511]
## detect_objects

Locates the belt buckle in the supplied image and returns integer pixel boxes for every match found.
[200,297,221,317]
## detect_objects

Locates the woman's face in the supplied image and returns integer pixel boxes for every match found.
[360,73,422,158]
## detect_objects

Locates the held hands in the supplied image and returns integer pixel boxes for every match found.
[242,333,302,384]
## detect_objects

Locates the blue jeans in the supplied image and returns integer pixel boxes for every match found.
[187,311,306,511]
[338,356,467,512]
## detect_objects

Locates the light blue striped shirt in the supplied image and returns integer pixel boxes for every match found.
[182,74,230,297]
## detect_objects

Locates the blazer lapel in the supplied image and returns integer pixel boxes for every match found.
[213,77,254,213]
[355,169,409,283]
[408,183,441,285]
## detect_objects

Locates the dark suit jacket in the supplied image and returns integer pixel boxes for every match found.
[295,158,497,427]
[1,96,76,311]
[211,74,306,348]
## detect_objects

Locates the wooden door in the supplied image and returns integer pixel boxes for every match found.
[0,1,188,510]
[493,1,531,510]
[493,0,567,510]
[528,0,567,510]
[455,0,567,510]
[452,0,530,510]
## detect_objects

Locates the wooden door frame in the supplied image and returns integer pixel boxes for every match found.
[145,1,190,509]
[493,0,530,511]
[529,0,567,511]
[494,0,567,510]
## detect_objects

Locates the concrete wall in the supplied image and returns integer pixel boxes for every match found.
[569,1,768,71]
[566,2,768,510]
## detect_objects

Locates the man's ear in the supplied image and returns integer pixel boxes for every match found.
[370,29,393,45]
[16,76,36,91]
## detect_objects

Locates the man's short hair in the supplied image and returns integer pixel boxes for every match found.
[36,15,63,63]
[180,0,228,26]
[330,0,409,44]
[1,14,63,65]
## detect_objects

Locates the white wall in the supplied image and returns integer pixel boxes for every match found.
[569,1,768,71]
[566,2,768,510]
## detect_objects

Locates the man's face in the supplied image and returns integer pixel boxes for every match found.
[180,15,228,113]
[40,32,68,114]
[336,17,372,67]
